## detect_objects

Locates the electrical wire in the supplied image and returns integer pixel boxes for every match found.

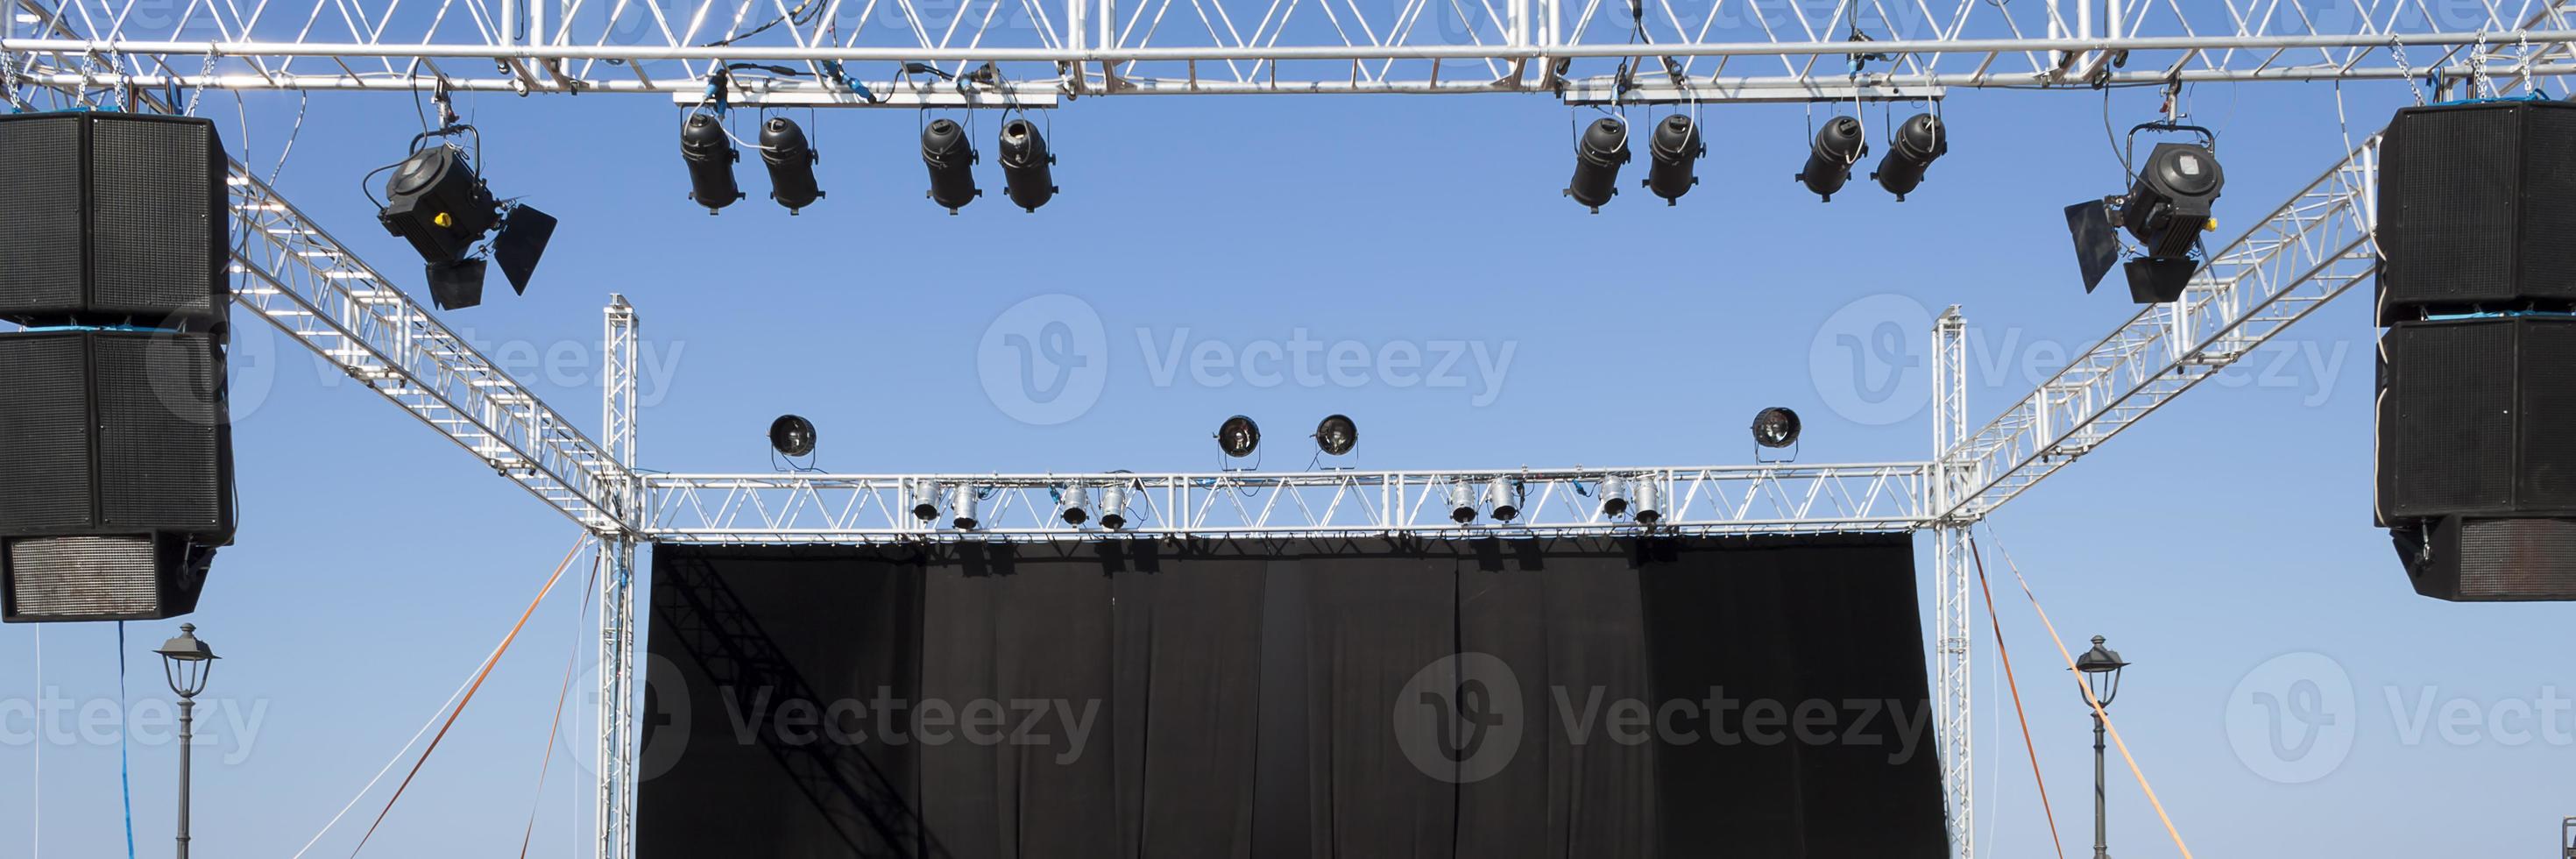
[344,538,589,857]
[283,654,492,859]
[30,624,39,859]
[117,623,135,859]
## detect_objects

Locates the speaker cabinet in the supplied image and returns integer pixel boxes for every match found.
[0,330,235,540]
[0,111,230,325]
[3,534,214,621]
[2374,316,2576,523]
[2375,100,2576,324]
[2396,515,2576,601]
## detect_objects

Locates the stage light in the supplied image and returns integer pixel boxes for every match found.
[1632,477,1663,525]
[1643,115,1702,205]
[1448,481,1479,524]
[2066,129,2224,303]
[996,118,1058,213]
[1098,484,1131,530]
[488,205,556,298]
[950,485,981,530]
[379,144,512,309]
[1564,117,1631,213]
[1486,477,1521,522]
[1314,414,1358,457]
[909,481,942,522]
[1217,415,1261,459]
[758,117,824,214]
[768,415,817,458]
[922,118,981,213]
[1059,485,1093,526]
[681,113,746,214]
[1752,407,1802,449]
[1872,112,1947,202]
[1598,474,1630,517]
[1795,116,1867,202]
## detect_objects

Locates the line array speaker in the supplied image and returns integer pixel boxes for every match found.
[2394,515,2576,602]
[0,111,230,325]
[2374,316,2576,522]
[2375,100,2576,324]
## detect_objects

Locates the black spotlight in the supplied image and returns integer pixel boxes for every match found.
[1795,116,1867,202]
[759,117,824,214]
[922,118,981,214]
[379,141,552,310]
[1752,407,1802,449]
[768,415,817,458]
[996,118,1058,213]
[2067,126,2224,303]
[1314,414,1358,457]
[1216,415,1262,459]
[1872,112,1948,202]
[1643,115,1702,206]
[1565,117,1631,213]
[681,113,746,214]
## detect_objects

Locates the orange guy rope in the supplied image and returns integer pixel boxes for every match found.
[1968,533,2068,859]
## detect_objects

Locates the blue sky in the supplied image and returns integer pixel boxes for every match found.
[3,71,2571,858]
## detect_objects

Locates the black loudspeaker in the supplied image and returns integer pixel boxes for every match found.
[0,111,230,325]
[2395,515,2576,601]
[0,330,233,622]
[3,534,215,621]
[2374,316,2576,523]
[2375,100,2576,324]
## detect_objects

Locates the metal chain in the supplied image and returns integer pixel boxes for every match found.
[2392,37,2425,105]
[2472,31,2495,99]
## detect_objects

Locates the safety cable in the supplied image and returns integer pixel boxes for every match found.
[1968,532,2067,859]
[346,539,588,856]
[1987,529,2197,858]
[117,623,136,859]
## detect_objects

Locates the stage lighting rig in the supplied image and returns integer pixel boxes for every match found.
[1872,112,1947,201]
[1217,415,1262,460]
[374,116,556,311]
[1313,415,1358,458]
[922,117,981,213]
[1098,483,1133,530]
[950,486,982,530]
[997,118,1058,212]
[1596,474,1631,517]
[759,117,824,214]
[909,481,942,522]
[681,113,746,213]
[1631,477,1664,526]
[1643,115,1703,205]
[2065,123,2224,304]
[1448,482,1480,524]
[1795,116,1867,202]
[1565,117,1631,213]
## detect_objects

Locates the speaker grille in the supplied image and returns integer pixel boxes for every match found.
[96,333,227,530]
[90,117,223,321]
[2377,102,2576,321]
[0,335,97,532]
[4,535,163,621]
[2521,321,2576,510]
[2455,518,2576,600]
[2385,321,2516,515]
[2519,106,2576,303]
[0,115,89,316]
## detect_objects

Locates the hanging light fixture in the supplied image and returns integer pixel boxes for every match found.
[1486,476,1522,522]
[1098,483,1131,531]
[1795,116,1867,202]
[1564,117,1631,213]
[922,117,981,214]
[1597,473,1631,517]
[909,480,942,522]
[949,485,982,530]
[758,116,824,214]
[1631,476,1663,526]
[680,113,746,214]
[996,117,1058,212]
[1872,112,1948,202]
[1643,115,1703,205]
[1059,484,1092,526]
[1448,481,1480,524]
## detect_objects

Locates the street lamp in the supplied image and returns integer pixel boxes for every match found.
[2075,635,2129,859]
[155,623,218,859]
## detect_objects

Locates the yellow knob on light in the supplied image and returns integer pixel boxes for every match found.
[433,211,454,228]
[2203,217,2218,232]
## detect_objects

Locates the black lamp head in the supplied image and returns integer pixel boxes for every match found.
[1314,414,1358,457]
[1216,415,1262,458]
[1752,407,1802,449]
[768,414,817,458]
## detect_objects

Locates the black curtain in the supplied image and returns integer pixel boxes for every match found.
[639,535,1943,859]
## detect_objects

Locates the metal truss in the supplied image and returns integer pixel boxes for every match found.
[1928,305,1972,858]
[595,297,641,859]
[9,0,2576,103]
[1936,131,2381,522]
[227,163,636,532]
[640,464,1934,543]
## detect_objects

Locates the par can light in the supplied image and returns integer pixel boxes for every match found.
[1059,485,1092,526]
[1098,484,1131,530]
[922,118,981,214]
[1597,474,1630,517]
[758,117,824,214]
[768,415,817,458]
[1872,112,1948,202]
[1314,414,1358,457]
[1217,415,1262,459]
[1643,115,1703,205]
[950,486,982,530]
[680,114,746,214]
[997,118,1058,213]
[1795,116,1867,202]
[1564,117,1631,213]
[1448,482,1479,524]
[1486,477,1521,522]
[1752,407,1802,449]
[909,481,942,522]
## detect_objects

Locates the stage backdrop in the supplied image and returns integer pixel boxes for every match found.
[638,534,1945,859]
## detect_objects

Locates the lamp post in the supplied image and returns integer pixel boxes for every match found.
[2075,635,2129,859]
[154,624,218,859]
